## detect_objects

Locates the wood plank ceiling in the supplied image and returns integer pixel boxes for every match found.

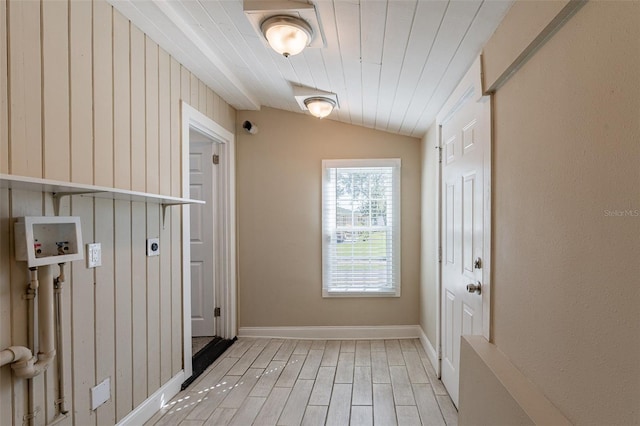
[109,0,513,138]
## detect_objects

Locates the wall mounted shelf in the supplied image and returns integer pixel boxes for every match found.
[0,174,204,227]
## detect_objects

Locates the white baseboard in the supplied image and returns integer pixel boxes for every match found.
[117,371,184,426]
[418,327,440,376]
[238,325,421,340]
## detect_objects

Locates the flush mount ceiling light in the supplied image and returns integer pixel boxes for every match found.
[293,86,339,119]
[261,15,312,57]
[303,97,336,119]
[244,1,326,57]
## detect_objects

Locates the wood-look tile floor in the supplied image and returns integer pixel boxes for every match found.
[146,338,458,426]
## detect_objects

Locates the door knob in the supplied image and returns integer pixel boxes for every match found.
[466,281,481,295]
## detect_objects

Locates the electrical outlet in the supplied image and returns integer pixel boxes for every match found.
[87,243,101,268]
[91,378,110,410]
[146,238,160,257]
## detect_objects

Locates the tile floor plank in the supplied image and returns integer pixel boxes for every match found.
[179,420,204,426]
[225,339,254,358]
[404,351,429,384]
[227,346,265,376]
[350,405,373,426]
[301,405,328,426]
[370,340,386,351]
[308,366,336,406]
[325,383,352,426]
[310,340,326,350]
[320,340,340,366]
[396,405,422,425]
[340,340,356,352]
[228,396,265,426]
[412,384,445,426]
[355,340,371,366]
[293,340,312,355]
[203,408,236,426]
[299,349,323,380]
[275,354,306,388]
[352,366,373,405]
[255,386,291,425]
[153,338,457,426]
[422,357,449,396]
[335,351,355,384]
[390,365,416,405]
[277,379,314,425]
[219,368,264,409]
[400,339,418,352]
[190,357,238,391]
[385,340,405,366]
[186,375,241,421]
[250,360,286,397]
[436,395,459,426]
[273,339,298,361]
[372,350,391,384]
[251,340,284,369]
[373,383,397,426]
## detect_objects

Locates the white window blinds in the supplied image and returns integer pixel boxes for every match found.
[322,159,401,297]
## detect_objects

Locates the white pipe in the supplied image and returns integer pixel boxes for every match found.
[55,263,68,414]
[37,265,55,363]
[4,265,57,379]
[0,346,33,367]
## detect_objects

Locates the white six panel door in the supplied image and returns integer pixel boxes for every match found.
[190,141,218,337]
[440,81,487,407]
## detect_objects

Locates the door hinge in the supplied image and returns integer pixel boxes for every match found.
[214,307,221,317]
[438,147,442,163]
[212,154,220,165]
[438,246,442,263]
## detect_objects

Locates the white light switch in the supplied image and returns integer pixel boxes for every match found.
[87,243,101,268]
[91,377,110,410]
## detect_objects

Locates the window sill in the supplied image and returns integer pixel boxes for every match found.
[323,289,400,298]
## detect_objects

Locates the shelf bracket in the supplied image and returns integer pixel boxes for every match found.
[161,203,181,229]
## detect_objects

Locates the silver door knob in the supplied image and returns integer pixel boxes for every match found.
[466,282,481,295]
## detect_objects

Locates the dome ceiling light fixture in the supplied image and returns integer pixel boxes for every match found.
[244,1,326,56]
[293,85,339,119]
[303,96,336,119]
[261,15,313,57]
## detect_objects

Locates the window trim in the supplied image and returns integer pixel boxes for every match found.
[322,158,401,298]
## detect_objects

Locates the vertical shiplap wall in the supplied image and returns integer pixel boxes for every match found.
[0,0,236,425]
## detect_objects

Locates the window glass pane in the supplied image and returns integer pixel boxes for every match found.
[322,159,400,297]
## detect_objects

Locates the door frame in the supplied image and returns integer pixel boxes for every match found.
[181,102,237,378]
[435,57,492,376]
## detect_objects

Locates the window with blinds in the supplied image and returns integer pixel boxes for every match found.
[322,159,401,297]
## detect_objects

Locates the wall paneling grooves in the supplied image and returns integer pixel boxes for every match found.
[0,0,236,424]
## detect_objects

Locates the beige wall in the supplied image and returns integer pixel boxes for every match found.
[0,0,235,425]
[236,107,421,327]
[419,1,639,424]
[419,127,439,344]
[490,2,640,424]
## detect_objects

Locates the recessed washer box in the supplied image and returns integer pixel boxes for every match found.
[14,216,84,267]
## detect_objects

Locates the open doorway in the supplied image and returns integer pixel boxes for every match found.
[180,103,237,388]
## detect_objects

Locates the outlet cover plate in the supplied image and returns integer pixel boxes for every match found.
[91,377,110,410]
[147,238,159,257]
[87,243,101,268]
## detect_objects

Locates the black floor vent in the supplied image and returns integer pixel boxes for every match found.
[181,336,236,390]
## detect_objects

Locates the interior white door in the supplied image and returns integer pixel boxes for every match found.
[440,84,487,406]
[190,140,218,337]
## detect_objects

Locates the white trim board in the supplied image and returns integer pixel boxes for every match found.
[238,326,421,340]
[116,371,184,426]
[181,102,237,380]
[418,327,440,377]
